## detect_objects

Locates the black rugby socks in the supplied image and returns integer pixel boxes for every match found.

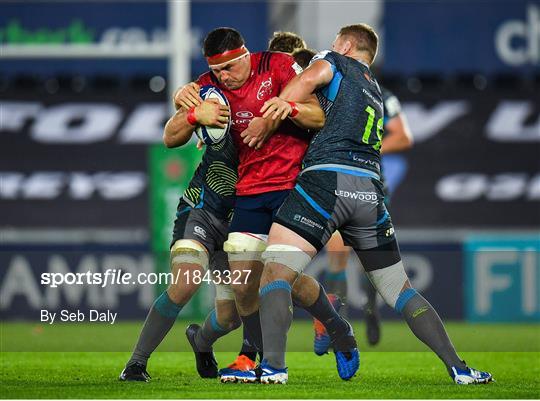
[305,285,349,339]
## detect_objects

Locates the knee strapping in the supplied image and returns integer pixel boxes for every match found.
[215,283,235,301]
[223,232,267,262]
[262,244,312,274]
[366,260,409,307]
[170,239,209,270]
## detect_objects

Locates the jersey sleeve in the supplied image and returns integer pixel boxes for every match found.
[381,87,402,120]
[310,50,340,75]
[272,52,303,88]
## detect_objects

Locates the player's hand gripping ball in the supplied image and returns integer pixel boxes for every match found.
[195,85,231,145]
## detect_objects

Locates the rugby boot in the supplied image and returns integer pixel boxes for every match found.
[218,354,257,383]
[451,365,493,385]
[331,320,360,380]
[259,360,288,384]
[119,362,151,382]
[185,324,218,378]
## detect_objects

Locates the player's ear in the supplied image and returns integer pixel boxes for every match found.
[344,40,353,55]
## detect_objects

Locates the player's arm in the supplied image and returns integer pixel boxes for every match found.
[261,94,324,131]
[163,99,230,148]
[290,95,325,130]
[163,108,197,148]
[260,60,333,129]
[164,81,202,147]
[381,113,413,154]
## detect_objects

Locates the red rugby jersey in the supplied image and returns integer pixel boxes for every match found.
[197,52,310,196]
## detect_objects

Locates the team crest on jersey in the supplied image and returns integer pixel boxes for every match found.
[257,77,273,100]
[236,111,254,118]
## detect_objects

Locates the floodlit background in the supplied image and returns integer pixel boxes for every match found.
[0,0,539,331]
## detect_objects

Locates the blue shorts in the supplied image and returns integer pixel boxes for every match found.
[228,190,290,234]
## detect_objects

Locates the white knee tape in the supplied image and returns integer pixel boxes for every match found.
[215,283,235,300]
[366,260,408,307]
[170,239,209,270]
[262,244,312,274]
[223,232,267,262]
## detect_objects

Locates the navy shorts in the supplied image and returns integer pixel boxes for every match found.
[228,190,290,234]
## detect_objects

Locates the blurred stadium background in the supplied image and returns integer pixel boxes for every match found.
[1,0,539,335]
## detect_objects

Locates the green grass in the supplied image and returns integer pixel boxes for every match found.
[1,321,539,399]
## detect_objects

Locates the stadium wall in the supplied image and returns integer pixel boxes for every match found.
[0,1,538,324]
[1,85,538,323]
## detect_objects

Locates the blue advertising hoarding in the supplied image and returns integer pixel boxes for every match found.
[190,1,269,77]
[383,0,539,76]
[0,247,214,321]
[465,235,540,322]
[302,241,464,320]
[0,0,269,78]
[5,237,539,323]
[1,241,464,321]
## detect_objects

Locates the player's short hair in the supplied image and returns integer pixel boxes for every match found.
[291,48,316,69]
[203,27,245,57]
[338,24,379,64]
[268,31,306,53]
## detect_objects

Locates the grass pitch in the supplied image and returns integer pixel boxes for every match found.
[1,320,539,399]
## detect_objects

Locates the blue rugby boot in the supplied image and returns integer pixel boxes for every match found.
[331,320,360,380]
[219,366,259,383]
[218,354,257,383]
[259,360,288,384]
[451,365,493,385]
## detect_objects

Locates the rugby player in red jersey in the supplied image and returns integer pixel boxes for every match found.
[171,27,359,383]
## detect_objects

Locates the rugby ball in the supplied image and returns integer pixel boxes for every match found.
[195,85,231,145]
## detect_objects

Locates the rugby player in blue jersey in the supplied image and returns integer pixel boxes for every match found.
[244,23,493,385]
[266,30,412,354]
[314,85,414,352]
[120,89,240,382]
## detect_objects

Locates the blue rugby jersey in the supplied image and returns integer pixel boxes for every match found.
[302,51,384,177]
